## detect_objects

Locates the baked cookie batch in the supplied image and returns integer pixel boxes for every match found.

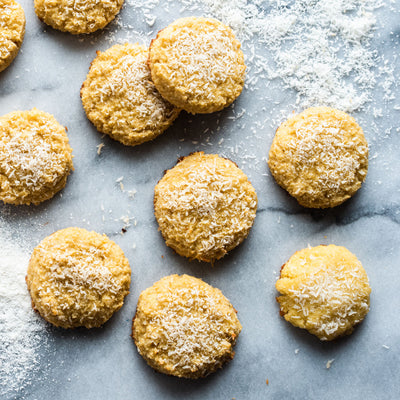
[1,6,373,380]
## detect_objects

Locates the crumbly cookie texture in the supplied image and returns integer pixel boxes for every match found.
[268,107,368,208]
[276,245,371,341]
[0,0,25,72]
[154,152,257,263]
[81,43,179,146]
[0,108,73,205]
[34,0,123,34]
[26,227,131,329]
[148,17,246,114]
[132,274,241,379]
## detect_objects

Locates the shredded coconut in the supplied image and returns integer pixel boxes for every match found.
[126,0,386,113]
[0,225,48,396]
[326,358,335,369]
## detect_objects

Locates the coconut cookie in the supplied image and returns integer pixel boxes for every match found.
[148,17,246,114]
[0,108,73,205]
[81,43,179,146]
[268,107,368,208]
[276,245,371,341]
[154,152,257,263]
[34,0,123,34]
[132,274,241,379]
[26,227,131,329]
[0,0,25,72]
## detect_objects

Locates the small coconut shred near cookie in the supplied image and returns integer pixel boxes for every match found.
[81,43,180,146]
[268,107,368,208]
[149,17,246,114]
[276,245,371,341]
[132,274,241,379]
[26,227,131,329]
[154,152,257,263]
[34,0,123,34]
[0,0,25,72]
[0,108,73,205]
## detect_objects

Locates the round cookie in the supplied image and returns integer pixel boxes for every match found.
[154,152,257,263]
[0,0,25,72]
[81,43,179,146]
[0,108,73,205]
[34,0,123,34]
[26,227,131,329]
[268,107,368,208]
[276,245,371,341]
[132,274,241,379]
[148,17,246,114]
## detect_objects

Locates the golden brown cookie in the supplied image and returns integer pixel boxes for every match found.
[0,108,73,205]
[34,0,123,34]
[0,0,25,72]
[132,274,241,378]
[148,17,246,114]
[154,152,257,263]
[268,107,368,208]
[276,245,371,341]
[81,43,179,146]
[26,227,131,329]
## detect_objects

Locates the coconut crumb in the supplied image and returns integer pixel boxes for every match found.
[96,143,105,155]
[326,359,335,369]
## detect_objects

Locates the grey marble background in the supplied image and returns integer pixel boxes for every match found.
[1,1,399,399]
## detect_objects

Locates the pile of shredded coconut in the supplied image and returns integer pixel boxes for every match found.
[0,224,47,397]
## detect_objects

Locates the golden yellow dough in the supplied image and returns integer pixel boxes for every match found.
[276,245,371,341]
[81,43,179,146]
[26,227,131,329]
[0,0,25,72]
[268,107,368,208]
[34,0,123,34]
[132,274,241,379]
[154,152,257,263]
[148,17,246,114]
[0,108,73,205]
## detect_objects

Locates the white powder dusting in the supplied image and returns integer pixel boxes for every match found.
[0,225,48,396]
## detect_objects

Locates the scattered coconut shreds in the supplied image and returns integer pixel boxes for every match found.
[326,359,335,369]
[96,143,105,155]
[382,345,390,349]
[294,349,300,355]
[128,189,137,199]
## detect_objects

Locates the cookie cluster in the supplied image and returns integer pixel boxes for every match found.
[0,6,374,385]
[81,17,246,146]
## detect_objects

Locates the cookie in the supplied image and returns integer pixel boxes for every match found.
[268,107,368,208]
[276,245,371,341]
[81,43,179,146]
[148,17,246,114]
[34,0,123,34]
[0,108,73,205]
[154,152,257,263]
[132,274,241,378]
[26,227,131,329]
[0,0,25,72]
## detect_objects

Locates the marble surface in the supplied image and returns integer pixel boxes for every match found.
[1,1,400,399]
